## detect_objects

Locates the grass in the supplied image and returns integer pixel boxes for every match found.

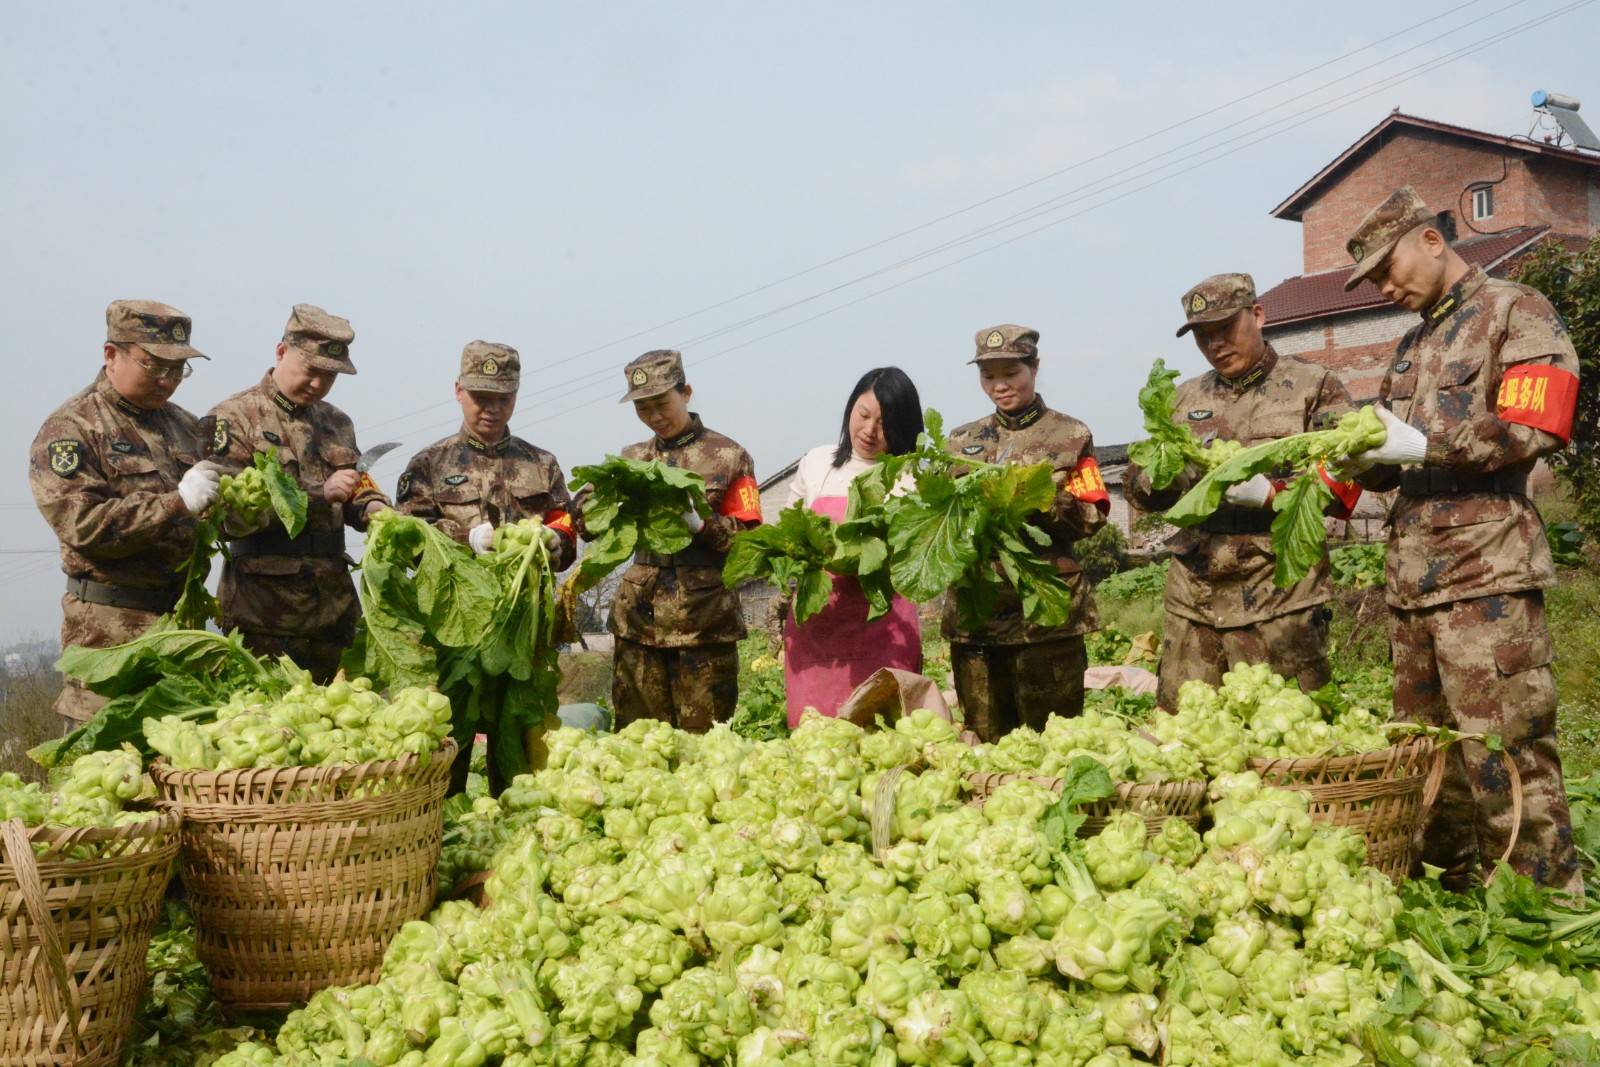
[0,665,60,783]
[1549,567,1600,778]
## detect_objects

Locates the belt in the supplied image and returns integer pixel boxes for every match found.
[66,577,179,614]
[634,548,726,569]
[230,528,347,559]
[1199,508,1277,534]
[1398,469,1528,498]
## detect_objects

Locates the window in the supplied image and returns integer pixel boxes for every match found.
[1472,185,1495,220]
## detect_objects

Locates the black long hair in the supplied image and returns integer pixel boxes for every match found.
[832,367,924,467]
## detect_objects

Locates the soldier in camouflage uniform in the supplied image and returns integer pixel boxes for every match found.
[582,350,762,732]
[1343,187,1582,892]
[1126,274,1361,710]
[398,341,576,793]
[30,301,217,728]
[205,305,392,683]
[396,341,576,567]
[944,325,1111,742]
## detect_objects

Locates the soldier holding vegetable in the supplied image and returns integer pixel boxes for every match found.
[396,341,576,569]
[1126,274,1359,712]
[580,350,762,732]
[944,324,1110,741]
[397,341,577,794]
[30,300,217,729]
[1340,186,1581,893]
[205,305,392,683]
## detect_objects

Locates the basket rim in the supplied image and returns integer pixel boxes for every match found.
[148,737,457,791]
[1245,734,1437,775]
[3,802,182,850]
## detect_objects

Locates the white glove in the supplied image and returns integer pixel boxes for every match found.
[682,509,705,534]
[468,522,495,555]
[177,463,220,515]
[1223,473,1277,509]
[1364,405,1429,466]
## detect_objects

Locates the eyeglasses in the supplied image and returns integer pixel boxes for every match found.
[122,346,193,381]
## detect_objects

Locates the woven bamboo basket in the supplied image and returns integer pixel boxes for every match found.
[151,740,454,1011]
[1,807,180,1067]
[1247,736,1483,884]
[966,772,1207,837]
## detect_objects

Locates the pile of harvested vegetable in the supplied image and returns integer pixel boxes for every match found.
[196,713,1596,1067]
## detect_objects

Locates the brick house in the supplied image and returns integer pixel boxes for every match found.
[1258,110,1600,402]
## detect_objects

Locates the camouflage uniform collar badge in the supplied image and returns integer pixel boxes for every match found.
[1424,285,1465,327]
[995,396,1045,430]
[1219,347,1276,393]
[660,414,703,450]
[465,430,510,455]
[111,392,150,418]
[271,390,302,416]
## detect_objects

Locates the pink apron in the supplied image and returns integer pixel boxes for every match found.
[783,494,922,726]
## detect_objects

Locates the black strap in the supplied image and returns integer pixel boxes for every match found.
[229,528,347,559]
[634,547,727,569]
[1398,469,1528,498]
[66,577,178,613]
[1198,508,1277,534]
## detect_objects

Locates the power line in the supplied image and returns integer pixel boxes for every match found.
[359,0,1505,436]
[429,0,1594,435]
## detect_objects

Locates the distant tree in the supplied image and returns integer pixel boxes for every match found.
[1515,234,1600,535]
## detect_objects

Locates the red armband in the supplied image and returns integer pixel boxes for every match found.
[1065,456,1111,514]
[1316,464,1362,520]
[719,474,763,523]
[354,471,383,501]
[542,509,575,539]
[1496,364,1578,443]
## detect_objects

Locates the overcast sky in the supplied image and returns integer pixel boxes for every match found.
[2,0,1595,645]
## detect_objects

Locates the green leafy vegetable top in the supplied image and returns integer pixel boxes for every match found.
[568,456,711,594]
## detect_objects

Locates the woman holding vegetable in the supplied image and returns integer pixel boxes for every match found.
[583,349,763,733]
[781,368,925,725]
[944,325,1110,741]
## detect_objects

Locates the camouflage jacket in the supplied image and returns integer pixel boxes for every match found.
[942,397,1108,644]
[1358,268,1577,611]
[1126,348,1354,628]
[396,429,576,570]
[595,415,761,648]
[205,372,392,637]
[30,371,204,591]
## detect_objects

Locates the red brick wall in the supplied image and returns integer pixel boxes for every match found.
[1297,128,1597,272]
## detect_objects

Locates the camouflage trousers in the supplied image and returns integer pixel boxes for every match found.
[237,631,348,686]
[1393,591,1581,893]
[55,593,164,729]
[611,638,739,733]
[951,637,1087,744]
[1156,607,1331,712]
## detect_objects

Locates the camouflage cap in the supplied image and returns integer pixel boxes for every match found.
[1175,273,1257,337]
[1342,186,1435,292]
[970,324,1040,364]
[458,341,520,394]
[282,303,357,374]
[620,349,685,403]
[106,300,208,361]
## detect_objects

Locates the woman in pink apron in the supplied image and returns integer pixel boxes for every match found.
[783,367,924,726]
